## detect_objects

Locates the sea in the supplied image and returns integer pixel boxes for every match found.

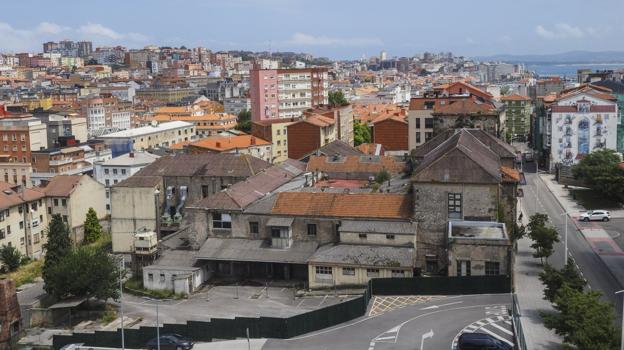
[525,63,624,77]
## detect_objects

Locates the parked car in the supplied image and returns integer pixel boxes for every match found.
[457,332,513,350]
[146,334,193,350]
[579,210,610,222]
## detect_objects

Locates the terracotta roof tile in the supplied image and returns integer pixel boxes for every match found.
[188,135,271,152]
[307,155,404,175]
[501,94,530,102]
[271,192,411,219]
[41,175,82,197]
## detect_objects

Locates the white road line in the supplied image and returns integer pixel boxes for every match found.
[374,336,396,341]
[479,327,514,346]
[490,322,514,336]
[504,321,512,325]
[318,295,328,307]
[296,298,305,308]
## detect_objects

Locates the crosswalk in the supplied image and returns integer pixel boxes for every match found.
[451,306,514,349]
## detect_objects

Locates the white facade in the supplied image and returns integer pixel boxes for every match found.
[111,111,132,130]
[550,92,619,167]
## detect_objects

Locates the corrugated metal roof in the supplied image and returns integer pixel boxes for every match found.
[197,238,317,264]
[308,244,414,268]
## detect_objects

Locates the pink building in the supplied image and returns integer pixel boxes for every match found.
[250,69,279,121]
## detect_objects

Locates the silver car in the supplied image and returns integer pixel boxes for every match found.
[579,210,611,222]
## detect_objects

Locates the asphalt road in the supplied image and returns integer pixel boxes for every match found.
[522,162,623,320]
[262,294,512,350]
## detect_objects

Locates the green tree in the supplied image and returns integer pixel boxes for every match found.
[45,245,121,301]
[572,149,624,202]
[510,223,526,242]
[542,286,619,350]
[539,261,587,303]
[527,213,559,263]
[83,208,103,244]
[42,214,72,294]
[354,121,371,146]
[374,169,391,184]
[328,90,348,107]
[0,245,22,272]
[235,109,252,133]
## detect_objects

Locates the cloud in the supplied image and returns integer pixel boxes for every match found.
[536,23,587,39]
[285,32,382,47]
[0,21,148,52]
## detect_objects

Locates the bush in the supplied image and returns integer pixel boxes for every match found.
[0,245,23,272]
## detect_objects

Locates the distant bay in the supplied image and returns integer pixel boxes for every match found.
[526,63,624,77]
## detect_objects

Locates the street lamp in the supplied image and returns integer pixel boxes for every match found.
[559,211,572,266]
[119,258,125,350]
[143,297,172,350]
[616,290,624,350]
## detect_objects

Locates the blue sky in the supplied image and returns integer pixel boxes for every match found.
[1,0,622,59]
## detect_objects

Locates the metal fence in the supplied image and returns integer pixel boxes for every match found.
[511,293,528,350]
[52,275,510,350]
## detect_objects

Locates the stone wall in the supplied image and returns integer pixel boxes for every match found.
[0,279,21,350]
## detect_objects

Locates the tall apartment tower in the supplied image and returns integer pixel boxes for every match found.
[250,66,329,121]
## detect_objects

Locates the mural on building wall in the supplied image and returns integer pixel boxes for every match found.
[578,117,589,155]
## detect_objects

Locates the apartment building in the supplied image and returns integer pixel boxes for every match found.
[152,112,237,138]
[250,67,329,121]
[371,114,409,153]
[303,104,354,146]
[251,119,296,163]
[34,112,88,149]
[98,121,196,154]
[286,114,337,160]
[0,183,47,259]
[80,96,133,135]
[501,94,532,142]
[0,107,48,163]
[0,157,31,187]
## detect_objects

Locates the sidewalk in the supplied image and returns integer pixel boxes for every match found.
[514,205,563,349]
[194,339,267,350]
[539,174,624,288]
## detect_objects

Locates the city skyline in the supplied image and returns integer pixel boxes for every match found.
[1,0,623,59]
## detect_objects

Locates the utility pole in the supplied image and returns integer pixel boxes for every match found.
[120,258,125,350]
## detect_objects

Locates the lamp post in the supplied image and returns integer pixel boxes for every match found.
[560,211,571,266]
[616,290,624,350]
[119,258,125,350]
[143,297,171,350]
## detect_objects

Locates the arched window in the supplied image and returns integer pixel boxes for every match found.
[578,117,590,155]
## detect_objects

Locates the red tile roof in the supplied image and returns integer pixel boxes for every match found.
[501,94,530,102]
[42,175,83,197]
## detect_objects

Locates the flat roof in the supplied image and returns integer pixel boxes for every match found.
[448,221,507,240]
[99,121,193,138]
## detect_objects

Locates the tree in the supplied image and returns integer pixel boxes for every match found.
[45,245,121,301]
[375,169,391,184]
[353,121,371,146]
[539,261,587,303]
[572,149,624,202]
[510,223,526,242]
[543,286,619,350]
[0,245,22,272]
[43,214,72,294]
[527,213,559,263]
[235,109,252,133]
[328,90,348,107]
[83,208,103,244]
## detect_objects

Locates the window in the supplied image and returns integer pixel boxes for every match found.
[106,204,110,211]
[485,261,500,276]
[425,132,433,141]
[31,202,37,211]
[386,234,395,240]
[415,118,421,129]
[33,233,39,244]
[307,224,317,236]
[113,169,118,175]
[54,199,58,206]
[160,273,165,282]
[106,191,110,199]
[0,228,4,239]
[105,179,110,186]
[121,169,126,175]
[416,132,421,144]
[358,233,367,239]
[48,207,52,214]
[61,199,67,207]
[448,193,462,219]
[213,213,232,229]
[249,222,259,235]
[342,267,355,276]
[19,221,23,229]
[104,169,109,175]
[425,118,434,129]
[148,273,153,282]
[391,269,405,277]
[20,237,24,245]
[457,260,471,276]
[315,266,332,280]
[62,215,68,223]
[366,268,380,277]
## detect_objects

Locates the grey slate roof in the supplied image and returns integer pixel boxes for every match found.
[339,220,417,235]
[144,250,199,272]
[300,140,363,161]
[308,244,414,268]
[114,175,161,188]
[197,238,318,264]
[413,128,516,160]
[134,153,271,178]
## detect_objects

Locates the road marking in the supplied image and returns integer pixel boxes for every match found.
[318,295,328,307]
[479,327,514,346]
[419,301,463,310]
[296,298,305,308]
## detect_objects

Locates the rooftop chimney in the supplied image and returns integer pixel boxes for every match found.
[216,142,221,148]
[250,136,256,145]
[129,152,134,158]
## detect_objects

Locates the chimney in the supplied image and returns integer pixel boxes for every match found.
[216,142,221,148]
[129,152,134,158]
[250,136,256,145]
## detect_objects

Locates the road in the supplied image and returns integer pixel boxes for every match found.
[263,294,513,350]
[522,161,622,320]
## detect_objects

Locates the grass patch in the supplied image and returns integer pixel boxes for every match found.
[569,189,623,210]
[123,278,186,300]
[100,304,118,325]
[0,259,43,287]
[85,233,112,252]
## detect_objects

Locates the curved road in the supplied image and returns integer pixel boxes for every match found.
[263,294,512,350]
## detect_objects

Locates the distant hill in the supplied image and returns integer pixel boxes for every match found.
[473,51,624,64]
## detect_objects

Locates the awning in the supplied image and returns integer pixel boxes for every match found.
[266,217,294,227]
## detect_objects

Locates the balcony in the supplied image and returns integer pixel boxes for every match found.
[49,158,72,166]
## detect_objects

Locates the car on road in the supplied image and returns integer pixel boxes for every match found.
[146,334,194,350]
[457,332,513,350]
[579,210,611,222]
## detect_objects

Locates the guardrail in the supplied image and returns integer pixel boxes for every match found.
[511,293,528,350]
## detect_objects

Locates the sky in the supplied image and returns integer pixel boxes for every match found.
[1,0,623,59]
